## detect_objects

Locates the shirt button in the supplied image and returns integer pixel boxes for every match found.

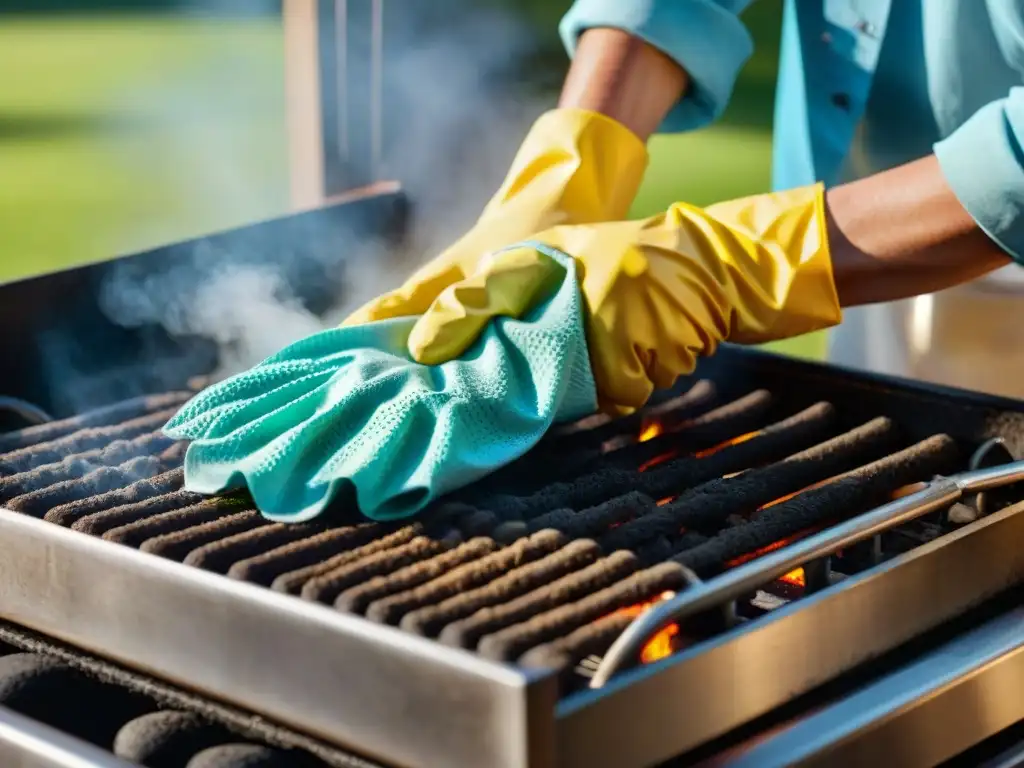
[857,19,878,37]
[831,93,851,110]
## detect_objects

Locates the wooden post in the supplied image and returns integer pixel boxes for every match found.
[282,0,325,209]
[283,0,390,210]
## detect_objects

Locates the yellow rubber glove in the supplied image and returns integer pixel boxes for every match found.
[407,184,842,414]
[342,108,647,325]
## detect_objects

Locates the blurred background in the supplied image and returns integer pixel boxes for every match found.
[0,0,822,359]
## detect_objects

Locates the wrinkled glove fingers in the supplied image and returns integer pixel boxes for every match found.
[341,261,467,326]
[408,246,566,365]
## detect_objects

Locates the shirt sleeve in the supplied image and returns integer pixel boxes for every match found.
[934,88,1024,264]
[559,0,756,134]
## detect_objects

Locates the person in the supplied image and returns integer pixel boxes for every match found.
[345,1,1024,413]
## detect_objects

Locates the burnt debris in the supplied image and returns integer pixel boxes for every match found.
[0,377,980,689]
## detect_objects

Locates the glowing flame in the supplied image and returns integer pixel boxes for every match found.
[723,485,827,586]
[608,591,679,664]
[636,418,676,471]
[638,421,663,442]
[721,522,828,591]
[779,568,806,587]
[641,623,679,664]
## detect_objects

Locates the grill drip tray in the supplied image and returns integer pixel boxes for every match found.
[2,352,1024,767]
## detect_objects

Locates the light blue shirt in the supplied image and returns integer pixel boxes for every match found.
[559,0,1024,264]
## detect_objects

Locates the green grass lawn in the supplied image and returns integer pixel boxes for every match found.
[0,15,289,280]
[0,7,823,360]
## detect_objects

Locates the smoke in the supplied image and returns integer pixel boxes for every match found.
[375,5,546,256]
[70,1,552,408]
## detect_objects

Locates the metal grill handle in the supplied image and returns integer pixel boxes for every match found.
[0,397,52,427]
[588,458,1024,689]
[334,0,383,184]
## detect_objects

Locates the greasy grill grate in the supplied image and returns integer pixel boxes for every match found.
[0,382,967,686]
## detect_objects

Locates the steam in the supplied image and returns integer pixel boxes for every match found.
[75,2,550,408]
[100,243,325,374]
[375,6,545,256]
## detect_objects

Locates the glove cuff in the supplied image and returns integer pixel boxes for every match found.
[706,183,843,343]
[784,183,843,335]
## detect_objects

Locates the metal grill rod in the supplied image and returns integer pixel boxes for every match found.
[710,604,1024,767]
[590,458,1024,688]
[0,705,136,768]
[0,397,52,428]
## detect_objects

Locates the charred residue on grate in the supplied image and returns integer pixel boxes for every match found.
[0,377,979,689]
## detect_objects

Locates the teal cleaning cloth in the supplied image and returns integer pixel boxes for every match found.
[162,246,597,522]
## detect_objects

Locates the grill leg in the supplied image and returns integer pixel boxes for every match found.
[283,0,386,208]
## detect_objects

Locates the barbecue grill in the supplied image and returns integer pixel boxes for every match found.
[3,283,1024,768]
[3,3,1024,767]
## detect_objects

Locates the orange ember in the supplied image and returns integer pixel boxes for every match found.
[726,527,821,569]
[639,452,677,472]
[755,472,842,513]
[638,428,764,473]
[725,484,826,585]
[637,418,676,471]
[692,430,760,459]
[723,525,825,592]
[731,480,922,590]
[608,591,679,664]
[892,482,927,499]
[757,487,804,510]
[743,480,920,583]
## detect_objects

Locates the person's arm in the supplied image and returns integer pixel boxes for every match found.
[558,1,755,137]
[827,89,1024,307]
[826,156,1012,306]
[558,29,689,142]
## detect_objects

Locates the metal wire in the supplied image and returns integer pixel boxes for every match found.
[588,457,1024,688]
[0,397,53,428]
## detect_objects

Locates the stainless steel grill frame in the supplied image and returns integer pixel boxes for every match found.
[3,335,1024,766]
[700,598,1024,767]
[0,468,1023,768]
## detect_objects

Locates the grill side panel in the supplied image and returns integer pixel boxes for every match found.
[556,502,1024,768]
[0,510,558,768]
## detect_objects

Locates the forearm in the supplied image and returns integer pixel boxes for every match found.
[558,28,689,142]
[825,154,1012,307]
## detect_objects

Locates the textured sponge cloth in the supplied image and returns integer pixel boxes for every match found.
[163,247,597,522]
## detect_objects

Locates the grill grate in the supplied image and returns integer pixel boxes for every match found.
[0,380,968,686]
